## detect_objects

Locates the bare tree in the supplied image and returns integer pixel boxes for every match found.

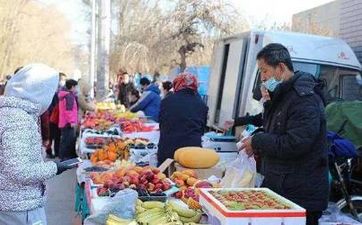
[0,0,76,79]
[110,0,248,77]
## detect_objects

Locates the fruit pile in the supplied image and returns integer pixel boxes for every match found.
[85,137,115,149]
[121,121,155,133]
[124,138,155,149]
[91,166,172,196]
[82,111,138,131]
[171,170,213,210]
[90,140,130,164]
[210,190,291,210]
[136,199,202,225]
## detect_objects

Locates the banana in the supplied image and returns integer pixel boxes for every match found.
[136,207,163,219]
[168,201,197,218]
[136,205,146,213]
[148,216,168,225]
[142,201,165,209]
[138,212,164,224]
[179,212,202,223]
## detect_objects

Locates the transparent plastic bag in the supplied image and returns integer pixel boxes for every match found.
[221,151,257,188]
[319,202,362,224]
[84,189,138,225]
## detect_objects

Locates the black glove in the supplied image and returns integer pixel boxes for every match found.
[55,161,72,175]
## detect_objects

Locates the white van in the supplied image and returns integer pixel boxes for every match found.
[207,30,362,129]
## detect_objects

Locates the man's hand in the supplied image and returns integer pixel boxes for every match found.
[261,86,271,101]
[240,136,254,157]
[223,120,234,131]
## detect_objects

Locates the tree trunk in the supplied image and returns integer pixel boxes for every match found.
[179,49,187,72]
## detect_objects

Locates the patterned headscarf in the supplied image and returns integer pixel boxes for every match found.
[173,72,198,92]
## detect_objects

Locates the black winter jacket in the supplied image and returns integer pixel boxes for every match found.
[157,89,208,165]
[251,71,329,211]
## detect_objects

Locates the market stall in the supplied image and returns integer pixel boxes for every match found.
[74,103,308,225]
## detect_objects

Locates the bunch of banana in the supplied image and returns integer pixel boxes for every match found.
[106,214,137,225]
[167,200,202,224]
[136,199,203,225]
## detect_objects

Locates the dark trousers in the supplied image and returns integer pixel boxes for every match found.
[49,122,61,157]
[60,126,77,161]
[306,211,322,225]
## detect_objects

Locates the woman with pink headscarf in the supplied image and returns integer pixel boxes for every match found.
[157,73,208,165]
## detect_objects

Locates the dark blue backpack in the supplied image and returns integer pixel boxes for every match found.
[327,131,357,158]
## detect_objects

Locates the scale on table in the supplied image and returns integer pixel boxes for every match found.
[202,132,239,162]
[202,132,238,152]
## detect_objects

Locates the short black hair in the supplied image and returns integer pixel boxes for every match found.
[59,72,67,78]
[65,79,78,90]
[140,77,150,86]
[257,43,294,71]
[162,81,172,91]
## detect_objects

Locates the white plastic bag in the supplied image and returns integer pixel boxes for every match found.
[221,151,257,188]
[84,189,138,225]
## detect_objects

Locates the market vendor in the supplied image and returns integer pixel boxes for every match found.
[240,43,328,225]
[0,64,73,224]
[129,77,161,122]
[157,72,208,165]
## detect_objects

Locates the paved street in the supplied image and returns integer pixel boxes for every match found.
[46,168,78,225]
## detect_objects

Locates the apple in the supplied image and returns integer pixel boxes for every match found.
[148,183,155,192]
[155,183,163,190]
[152,178,160,184]
[152,168,160,174]
[161,181,171,191]
[175,191,183,199]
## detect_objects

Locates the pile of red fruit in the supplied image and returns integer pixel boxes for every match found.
[91,166,172,197]
[120,120,155,133]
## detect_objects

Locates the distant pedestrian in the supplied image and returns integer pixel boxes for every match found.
[58,79,78,161]
[161,81,173,99]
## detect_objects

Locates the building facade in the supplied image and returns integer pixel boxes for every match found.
[292,0,362,64]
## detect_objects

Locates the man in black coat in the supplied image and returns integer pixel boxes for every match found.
[241,43,329,225]
[157,73,208,165]
[117,73,136,108]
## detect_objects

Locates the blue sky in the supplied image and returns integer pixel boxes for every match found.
[42,0,334,45]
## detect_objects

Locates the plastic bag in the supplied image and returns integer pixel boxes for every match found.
[319,202,362,224]
[221,151,257,188]
[84,189,138,225]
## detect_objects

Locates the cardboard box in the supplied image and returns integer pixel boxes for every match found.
[199,188,306,225]
[174,163,225,179]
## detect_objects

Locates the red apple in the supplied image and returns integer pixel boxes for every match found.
[148,183,155,192]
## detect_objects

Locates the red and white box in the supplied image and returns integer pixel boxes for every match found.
[199,188,306,225]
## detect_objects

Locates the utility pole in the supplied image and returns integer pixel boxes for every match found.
[96,0,111,100]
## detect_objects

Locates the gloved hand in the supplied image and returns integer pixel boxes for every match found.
[55,161,73,175]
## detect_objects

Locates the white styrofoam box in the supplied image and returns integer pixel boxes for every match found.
[199,188,306,225]
[129,148,158,166]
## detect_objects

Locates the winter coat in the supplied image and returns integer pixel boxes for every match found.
[158,88,208,165]
[130,84,161,122]
[0,64,58,211]
[118,82,136,108]
[251,71,329,211]
[78,79,95,119]
[58,90,78,128]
